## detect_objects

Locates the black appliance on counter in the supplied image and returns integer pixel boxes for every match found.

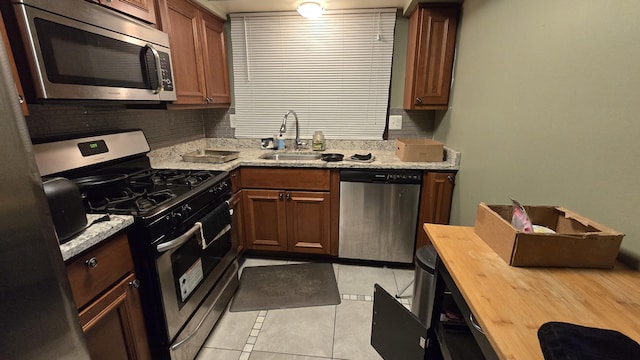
[33,130,238,360]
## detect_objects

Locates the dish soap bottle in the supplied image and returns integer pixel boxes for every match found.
[277,133,286,150]
[312,131,325,151]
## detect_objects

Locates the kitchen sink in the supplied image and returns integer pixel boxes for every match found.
[259,152,322,161]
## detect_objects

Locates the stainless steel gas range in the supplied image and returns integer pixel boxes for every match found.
[33,130,239,360]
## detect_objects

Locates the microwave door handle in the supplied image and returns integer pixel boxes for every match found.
[156,223,201,253]
[145,44,163,94]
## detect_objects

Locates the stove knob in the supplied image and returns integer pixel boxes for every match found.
[171,212,183,225]
[182,205,192,217]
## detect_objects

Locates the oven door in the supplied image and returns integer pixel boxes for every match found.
[13,0,176,101]
[155,200,235,341]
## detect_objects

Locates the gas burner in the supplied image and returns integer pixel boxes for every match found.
[135,190,177,213]
[143,170,214,189]
[86,188,147,213]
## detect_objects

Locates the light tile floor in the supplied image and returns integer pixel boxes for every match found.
[196,257,415,360]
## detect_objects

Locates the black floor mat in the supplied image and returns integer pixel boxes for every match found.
[229,262,341,312]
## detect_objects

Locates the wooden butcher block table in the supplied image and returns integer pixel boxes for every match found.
[424,224,640,360]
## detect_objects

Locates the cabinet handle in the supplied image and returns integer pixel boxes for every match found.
[205,97,214,103]
[286,193,291,201]
[279,192,284,200]
[129,279,141,288]
[85,257,98,269]
[447,175,454,183]
[18,94,24,104]
[416,97,423,104]
[470,313,484,334]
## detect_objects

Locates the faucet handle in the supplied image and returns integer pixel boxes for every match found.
[296,140,309,149]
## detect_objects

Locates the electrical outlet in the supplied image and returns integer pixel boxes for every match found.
[389,115,402,130]
[229,114,236,128]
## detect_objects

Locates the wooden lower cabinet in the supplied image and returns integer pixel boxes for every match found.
[66,232,150,360]
[243,189,331,254]
[79,273,150,360]
[230,189,245,254]
[416,172,456,249]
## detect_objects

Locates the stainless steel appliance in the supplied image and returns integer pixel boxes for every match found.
[33,130,238,360]
[7,0,175,102]
[339,169,422,264]
[0,33,90,359]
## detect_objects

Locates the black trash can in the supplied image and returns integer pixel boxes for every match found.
[411,245,438,327]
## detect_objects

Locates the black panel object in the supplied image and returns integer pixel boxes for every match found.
[372,284,428,360]
[538,322,640,360]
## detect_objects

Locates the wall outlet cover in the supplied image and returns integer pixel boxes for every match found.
[389,115,402,130]
[229,114,237,128]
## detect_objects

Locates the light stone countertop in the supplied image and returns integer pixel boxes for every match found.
[59,138,459,261]
[59,214,134,262]
[149,138,461,172]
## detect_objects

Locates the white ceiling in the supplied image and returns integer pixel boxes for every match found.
[194,0,418,17]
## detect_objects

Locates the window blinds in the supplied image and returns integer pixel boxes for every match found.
[230,9,396,140]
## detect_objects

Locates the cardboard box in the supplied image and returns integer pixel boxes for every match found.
[473,203,624,268]
[395,138,444,162]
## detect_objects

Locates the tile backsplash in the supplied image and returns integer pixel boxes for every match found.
[25,104,436,148]
[203,108,435,139]
[26,104,205,149]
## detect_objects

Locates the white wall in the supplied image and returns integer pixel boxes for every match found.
[435,0,640,265]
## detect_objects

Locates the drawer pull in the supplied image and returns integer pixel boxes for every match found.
[470,313,484,334]
[85,257,98,269]
[129,279,141,288]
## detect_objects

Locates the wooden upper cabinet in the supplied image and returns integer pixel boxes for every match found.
[160,0,230,107]
[201,11,230,105]
[97,0,157,24]
[404,5,460,110]
[0,12,28,115]
[165,0,207,104]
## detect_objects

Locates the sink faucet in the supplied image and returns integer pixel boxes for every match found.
[279,110,306,150]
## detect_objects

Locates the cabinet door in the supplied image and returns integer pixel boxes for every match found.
[99,0,157,24]
[200,11,230,105]
[79,273,151,360]
[0,13,28,115]
[404,6,459,110]
[230,189,245,254]
[416,172,455,249]
[286,191,331,254]
[165,0,207,104]
[243,189,287,251]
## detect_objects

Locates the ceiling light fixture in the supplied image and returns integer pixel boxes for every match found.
[297,2,325,19]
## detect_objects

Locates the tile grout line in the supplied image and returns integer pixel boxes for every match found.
[340,292,412,310]
[238,309,268,360]
[331,303,338,359]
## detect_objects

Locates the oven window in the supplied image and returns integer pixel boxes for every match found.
[171,228,231,308]
[34,18,150,89]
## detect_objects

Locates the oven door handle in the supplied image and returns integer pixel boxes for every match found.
[156,223,201,253]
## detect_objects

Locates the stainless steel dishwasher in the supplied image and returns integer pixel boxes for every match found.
[339,169,422,264]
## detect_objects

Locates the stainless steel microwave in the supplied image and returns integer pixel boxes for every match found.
[11,0,176,102]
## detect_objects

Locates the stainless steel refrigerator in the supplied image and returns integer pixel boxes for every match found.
[0,32,90,359]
